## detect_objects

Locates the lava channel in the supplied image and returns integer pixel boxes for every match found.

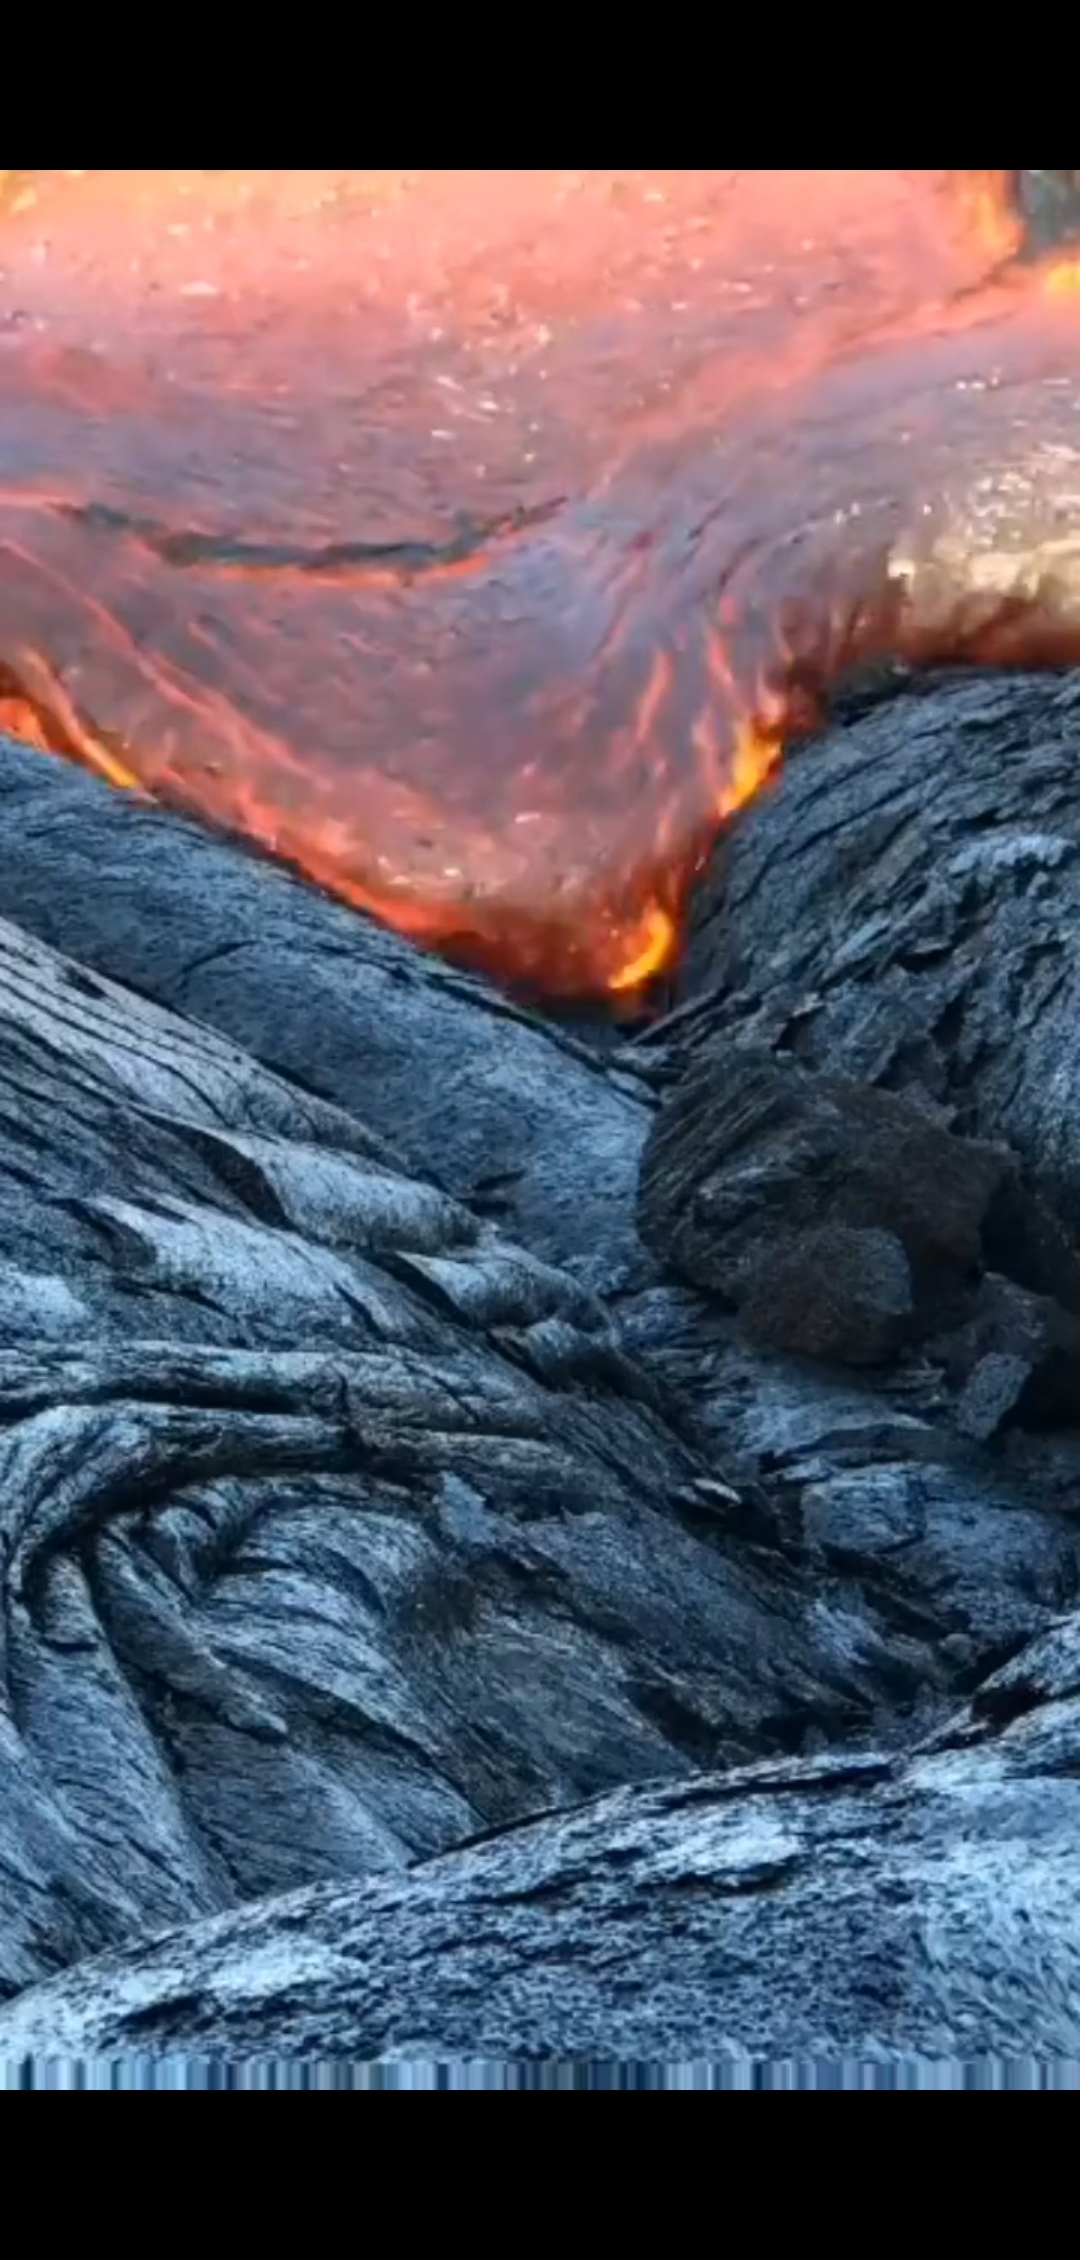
[1,168,1079,1002]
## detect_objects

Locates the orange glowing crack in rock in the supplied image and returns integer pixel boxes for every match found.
[1,169,1079,1001]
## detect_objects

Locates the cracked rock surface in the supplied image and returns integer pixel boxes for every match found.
[4,1655,1080,2061]
[3,672,1080,2055]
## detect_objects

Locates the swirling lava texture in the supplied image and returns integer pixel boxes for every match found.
[1,169,1080,1000]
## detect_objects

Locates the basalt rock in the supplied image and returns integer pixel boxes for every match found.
[662,672,1080,1247]
[0,886,976,2001]
[931,1275,1080,1442]
[5,1652,1080,2064]
[638,1044,1021,1363]
[3,680,1080,2052]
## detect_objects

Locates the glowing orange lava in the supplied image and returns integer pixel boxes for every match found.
[1,169,1079,1000]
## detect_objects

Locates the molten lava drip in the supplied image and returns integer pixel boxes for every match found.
[1,169,1080,1002]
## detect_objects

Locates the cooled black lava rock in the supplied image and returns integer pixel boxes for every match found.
[639,1044,1020,1364]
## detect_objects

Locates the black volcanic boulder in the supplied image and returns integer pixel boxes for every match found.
[639,1044,1021,1364]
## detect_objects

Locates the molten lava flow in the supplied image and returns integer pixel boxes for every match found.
[1,168,1079,1001]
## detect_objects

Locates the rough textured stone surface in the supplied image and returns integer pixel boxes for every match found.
[935,1277,1080,1441]
[3,672,1080,2056]
[661,672,1080,1240]
[1,898,920,2000]
[5,1652,1080,2061]
[639,1044,1023,1362]
[0,736,651,1285]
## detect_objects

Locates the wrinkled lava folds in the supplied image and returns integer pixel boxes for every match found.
[1,168,1080,1001]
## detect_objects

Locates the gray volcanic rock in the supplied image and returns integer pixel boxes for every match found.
[638,1043,1020,1363]
[0,904,942,2002]
[0,735,651,1283]
[663,672,1080,1242]
[4,1652,1080,2063]
[3,672,1080,2056]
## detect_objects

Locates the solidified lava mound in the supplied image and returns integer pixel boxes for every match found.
[1,168,1079,1000]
